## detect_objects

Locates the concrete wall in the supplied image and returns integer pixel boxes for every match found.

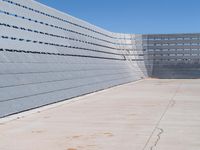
[0,0,147,117]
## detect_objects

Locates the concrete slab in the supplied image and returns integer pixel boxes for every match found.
[0,79,200,150]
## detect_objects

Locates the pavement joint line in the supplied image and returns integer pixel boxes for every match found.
[142,82,182,150]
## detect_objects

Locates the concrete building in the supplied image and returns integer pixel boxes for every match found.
[0,0,200,118]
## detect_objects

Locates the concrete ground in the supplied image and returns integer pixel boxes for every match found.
[0,79,200,150]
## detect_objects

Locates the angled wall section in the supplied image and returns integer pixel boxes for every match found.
[1,0,199,118]
[0,0,147,117]
[144,34,200,78]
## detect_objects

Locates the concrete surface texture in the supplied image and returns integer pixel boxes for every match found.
[0,79,200,150]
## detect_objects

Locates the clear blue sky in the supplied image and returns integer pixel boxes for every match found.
[35,0,200,34]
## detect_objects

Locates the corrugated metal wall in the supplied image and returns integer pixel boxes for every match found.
[2,0,198,117]
[143,34,200,78]
[0,0,148,117]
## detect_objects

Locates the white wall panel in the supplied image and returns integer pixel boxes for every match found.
[0,0,145,118]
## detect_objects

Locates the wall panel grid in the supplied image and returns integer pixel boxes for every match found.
[0,0,148,117]
[1,0,199,117]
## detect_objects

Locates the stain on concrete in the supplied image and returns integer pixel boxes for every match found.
[67,148,77,150]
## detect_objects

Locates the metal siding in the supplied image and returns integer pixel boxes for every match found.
[0,0,147,117]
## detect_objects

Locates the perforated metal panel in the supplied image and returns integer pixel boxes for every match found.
[144,34,200,78]
[0,0,147,118]
[3,0,199,118]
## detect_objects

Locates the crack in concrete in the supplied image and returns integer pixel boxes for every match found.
[150,127,164,150]
[170,100,176,107]
[142,83,182,150]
